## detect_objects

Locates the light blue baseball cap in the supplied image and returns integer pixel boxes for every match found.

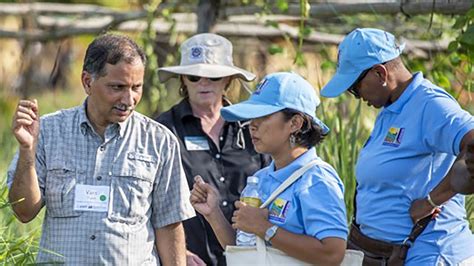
[321,28,405,98]
[221,72,329,134]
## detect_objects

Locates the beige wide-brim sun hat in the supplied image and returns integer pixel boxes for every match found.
[158,33,256,83]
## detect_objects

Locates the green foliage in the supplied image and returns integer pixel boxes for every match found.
[317,98,370,222]
[140,0,165,115]
[0,185,42,265]
[268,44,284,55]
[275,0,289,12]
[447,6,474,101]
[294,0,311,66]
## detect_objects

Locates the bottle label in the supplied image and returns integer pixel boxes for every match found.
[241,197,262,208]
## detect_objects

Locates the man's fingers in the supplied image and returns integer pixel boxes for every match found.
[15,111,36,122]
[18,99,38,111]
[14,118,35,127]
[17,105,37,120]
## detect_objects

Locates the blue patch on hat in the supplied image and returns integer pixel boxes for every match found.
[190,46,203,60]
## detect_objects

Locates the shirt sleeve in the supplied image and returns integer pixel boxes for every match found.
[421,93,474,155]
[151,131,196,228]
[297,167,348,241]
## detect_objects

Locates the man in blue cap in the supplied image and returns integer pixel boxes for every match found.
[321,28,474,265]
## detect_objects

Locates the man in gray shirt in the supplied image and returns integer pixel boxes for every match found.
[7,34,195,265]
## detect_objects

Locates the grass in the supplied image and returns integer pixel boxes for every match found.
[0,184,44,265]
[317,95,375,222]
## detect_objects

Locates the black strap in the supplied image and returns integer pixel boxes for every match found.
[403,215,432,246]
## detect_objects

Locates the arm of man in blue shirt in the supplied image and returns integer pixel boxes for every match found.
[410,129,474,223]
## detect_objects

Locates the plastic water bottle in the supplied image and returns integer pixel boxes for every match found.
[236,176,262,246]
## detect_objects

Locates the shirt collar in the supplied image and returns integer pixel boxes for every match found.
[79,100,93,135]
[268,147,319,182]
[385,72,424,114]
[79,98,128,138]
[174,99,195,120]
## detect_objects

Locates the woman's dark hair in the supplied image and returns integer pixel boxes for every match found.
[281,108,327,148]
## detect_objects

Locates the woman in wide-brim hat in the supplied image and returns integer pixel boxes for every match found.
[155,33,270,266]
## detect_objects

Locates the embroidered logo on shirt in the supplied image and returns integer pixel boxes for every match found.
[382,127,404,147]
[127,152,157,168]
[269,198,291,223]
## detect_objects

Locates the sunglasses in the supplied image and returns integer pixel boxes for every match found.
[347,68,371,98]
[185,75,223,83]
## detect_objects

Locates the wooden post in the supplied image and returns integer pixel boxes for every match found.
[197,0,220,33]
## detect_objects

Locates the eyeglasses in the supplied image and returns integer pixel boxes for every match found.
[185,75,223,83]
[347,68,371,98]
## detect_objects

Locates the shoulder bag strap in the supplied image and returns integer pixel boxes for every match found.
[260,159,324,209]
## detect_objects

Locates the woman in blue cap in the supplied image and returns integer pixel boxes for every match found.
[190,72,349,265]
[321,28,474,265]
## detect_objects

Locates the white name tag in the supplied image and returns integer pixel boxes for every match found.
[74,184,110,212]
[184,136,210,151]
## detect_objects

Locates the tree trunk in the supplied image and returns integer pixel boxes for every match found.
[197,0,220,33]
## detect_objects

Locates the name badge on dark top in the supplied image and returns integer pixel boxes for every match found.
[184,136,210,151]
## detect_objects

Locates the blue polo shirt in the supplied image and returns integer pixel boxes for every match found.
[356,72,474,265]
[255,148,348,241]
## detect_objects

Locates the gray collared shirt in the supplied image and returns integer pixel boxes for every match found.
[7,102,195,265]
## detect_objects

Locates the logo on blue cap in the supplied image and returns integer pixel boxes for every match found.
[253,78,269,95]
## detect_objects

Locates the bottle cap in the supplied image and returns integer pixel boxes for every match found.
[247,176,259,184]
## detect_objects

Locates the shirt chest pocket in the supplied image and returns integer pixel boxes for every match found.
[45,163,84,218]
[108,153,158,225]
